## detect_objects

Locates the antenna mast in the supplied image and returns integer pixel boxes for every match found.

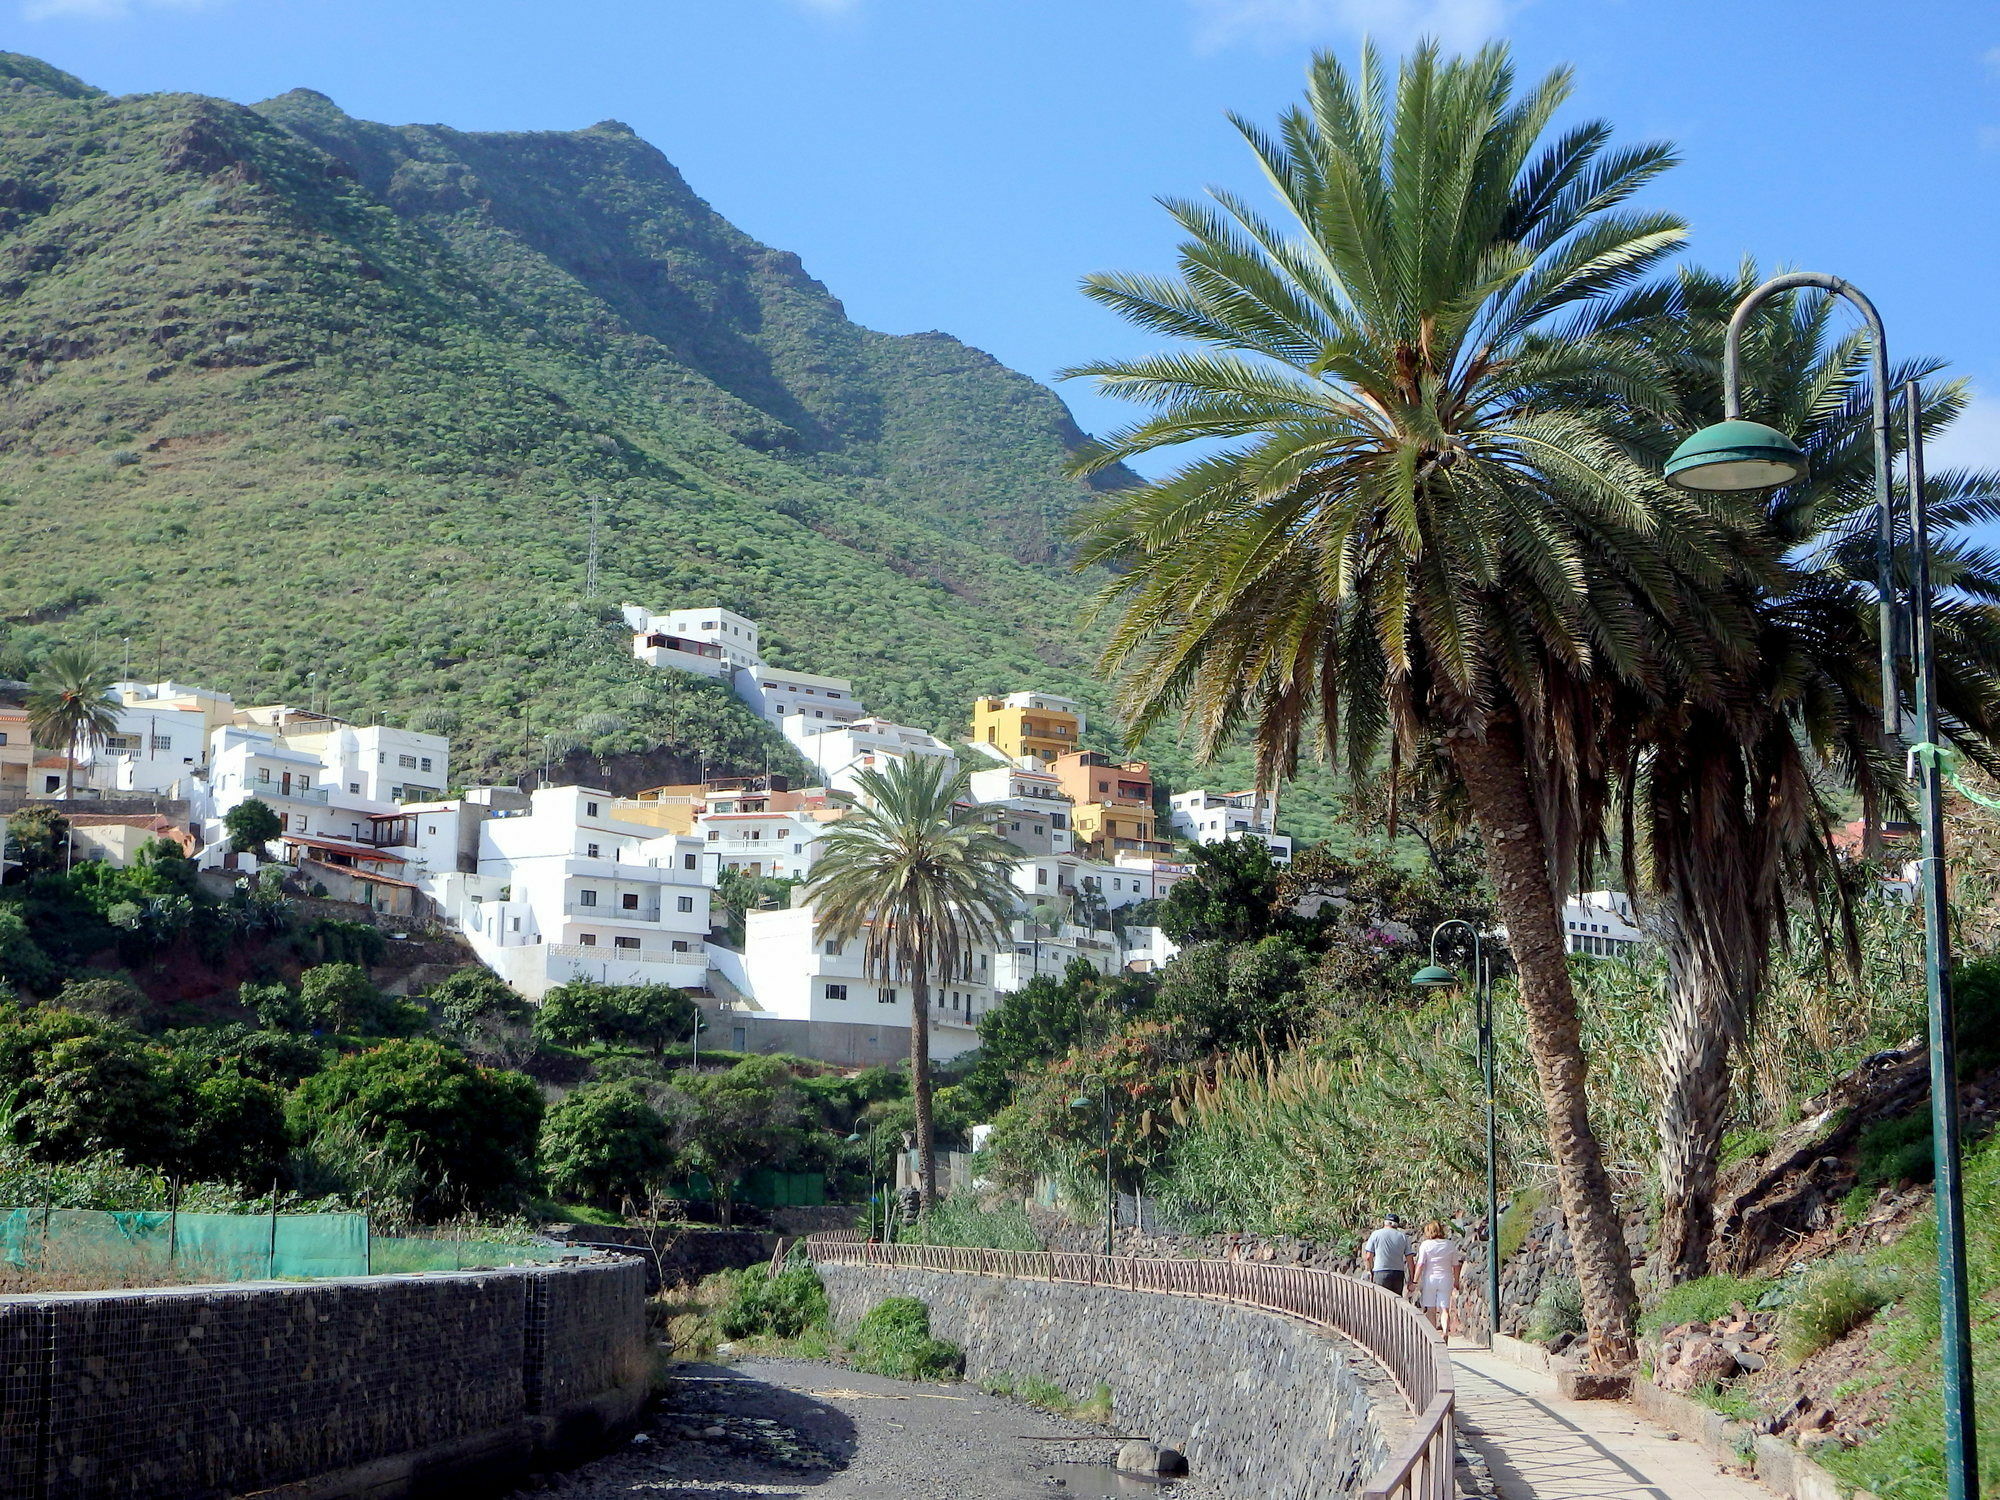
[585,496,602,600]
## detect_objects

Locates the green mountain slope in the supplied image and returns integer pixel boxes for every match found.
[0,54,1125,781]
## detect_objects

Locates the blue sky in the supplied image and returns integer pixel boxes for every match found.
[11,0,2000,476]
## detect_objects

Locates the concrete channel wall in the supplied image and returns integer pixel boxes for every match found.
[0,1258,648,1500]
[817,1263,1396,1500]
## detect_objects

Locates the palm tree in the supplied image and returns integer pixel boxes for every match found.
[1064,43,1758,1364]
[1626,268,2000,1279]
[806,756,1021,1212]
[26,646,118,800]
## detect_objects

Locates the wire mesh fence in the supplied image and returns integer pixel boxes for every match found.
[0,1207,573,1289]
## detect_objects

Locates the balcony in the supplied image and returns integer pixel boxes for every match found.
[566,902,663,922]
[257,784,329,804]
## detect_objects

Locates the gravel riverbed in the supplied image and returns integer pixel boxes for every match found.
[513,1357,1229,1500]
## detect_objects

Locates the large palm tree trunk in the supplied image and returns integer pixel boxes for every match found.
[910,978,937,1214]
[1451,722,1639,1368]
[1653,891,1734,1281]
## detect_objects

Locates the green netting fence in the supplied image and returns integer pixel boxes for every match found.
[0,1207,572,1284]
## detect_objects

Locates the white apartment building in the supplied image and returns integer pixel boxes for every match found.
[786,715,954,800]
[1564,890,1648,959]
[718,903,989,1061]
[1122,925,1181,973]
[623,604,760,678]
[1168,788,1294,863]
[696,786,847,882]
[278,721,450,805]
[736,663,865,730]
[969,764,1072,855]
[990,919,1121,992]
[429,786,710,998]
[75,698,210,796]
[204,724,354,846]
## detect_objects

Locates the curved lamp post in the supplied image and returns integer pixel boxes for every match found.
[1412,920,1500,1349]
[1070,1083,1115,1256]
[1666,273,1978,1500]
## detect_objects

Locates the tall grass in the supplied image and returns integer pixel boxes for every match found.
[1153,897,1933,1240]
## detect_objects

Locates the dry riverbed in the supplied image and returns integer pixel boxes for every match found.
[515,1357,1225,1500]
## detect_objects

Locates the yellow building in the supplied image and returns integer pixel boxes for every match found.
[1053,751,1170,857]
[622,784,707,835]
[970,691,1085,764]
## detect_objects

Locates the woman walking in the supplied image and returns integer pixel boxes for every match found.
[1414,1220,1464,1339]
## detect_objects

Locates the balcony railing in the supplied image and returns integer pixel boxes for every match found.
[547,943,700,967]
[257,784,329,804]
[564,903,664,921]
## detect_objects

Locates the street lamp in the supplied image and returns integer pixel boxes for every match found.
[690,1010,707,1071]
[1069,1083,1114,1257]
[1411,919,1500,1350]
[1666,272,1978,1500]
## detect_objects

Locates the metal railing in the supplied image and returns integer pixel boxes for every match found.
[804,1236,1452,1500]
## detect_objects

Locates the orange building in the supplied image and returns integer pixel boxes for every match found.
[1052,751,1170,857]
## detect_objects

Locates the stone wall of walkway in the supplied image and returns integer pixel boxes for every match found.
[818,1261,1397,1500]
[0,1258,648,1500]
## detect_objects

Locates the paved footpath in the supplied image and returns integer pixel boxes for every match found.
[1450,1347,1771,1500]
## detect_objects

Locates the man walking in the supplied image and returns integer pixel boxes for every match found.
[1363,1212,1414,1296]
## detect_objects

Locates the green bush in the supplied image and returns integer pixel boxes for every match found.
[849,1296,963,1381]
[1526,1277,1585,1345]
[716,1261,828,1341]
[1780,1258,1901,1365]
[1720,1128,1775,1166]
[1642,1274,1773,1337]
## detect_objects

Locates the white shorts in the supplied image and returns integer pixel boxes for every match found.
[1418,1281,1453,1310]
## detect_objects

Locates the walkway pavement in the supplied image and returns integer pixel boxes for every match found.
[1450,1347,1771,1500]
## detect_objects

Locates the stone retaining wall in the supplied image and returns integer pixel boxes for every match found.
[817,1262,1397,1500]
[0,1258,647,1500]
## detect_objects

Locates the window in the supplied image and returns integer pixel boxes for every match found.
[672,940,690,953]
[398,754,418,769]
[682,852,697,870]
[511,917,521,932]
[824,940,843,956]
[0,732,7,745]
[256,767,272,784]
[614,936,640,951]
[377,752,386,764]
[1033,825,1044,836]
[878,987,896,1003]
[792,844,803,855]
[151,735,172,751]
[814,710,824,719]
[579,889,599,907]
[677,895,694,913]
[297,775,311,791]
[579,933,597,946]
[1036,868,1048,885]
[427,825,437,835]
[825,983,848,1001]
[349,782,360,793]
[586,800,600,817]
[707,829,719,841]
[774,704,785,714]
[586,843,601,859]
[621,892,640,911]
[419,757,432,772]
[827,691,841,700]
[1010,821,1021,832]
[1098,781,1110,793]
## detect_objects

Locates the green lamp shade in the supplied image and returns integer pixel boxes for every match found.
[1410,964,1459,987]
[1665,420,1807,492]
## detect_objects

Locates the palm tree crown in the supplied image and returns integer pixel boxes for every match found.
[26,646,118,800]
[805,755,1020,1209]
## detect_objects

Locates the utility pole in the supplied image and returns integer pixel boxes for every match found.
[585,496,601,600]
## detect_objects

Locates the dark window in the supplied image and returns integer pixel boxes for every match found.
[586,801,600,817]
[579,933,597,946]
[621,892,640,910]
[677,895,695,913]
[825,983,848,1001]
[878,987,896,1003]
[579,890,598,907]
[615,936,640,951]
[683,852,697,869]
[586,842,601,859]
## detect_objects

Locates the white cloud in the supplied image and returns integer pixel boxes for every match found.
[1928,392,2000,476]
[1187,0,1510,53]
[22,0,216,18]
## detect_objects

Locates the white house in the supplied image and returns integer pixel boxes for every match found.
[436,786,710,998]
[1168,788,1293,864]
[1563,890,1648,959]
[785,715,954,800]
[75,698,210,796]
[724,903,990,1061]
[623,604,760,678]
[695,783,848,882]
[736,663,865,731]
[277,720,450,805]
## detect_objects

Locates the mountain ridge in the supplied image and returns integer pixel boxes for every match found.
[0,53,1130,784]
